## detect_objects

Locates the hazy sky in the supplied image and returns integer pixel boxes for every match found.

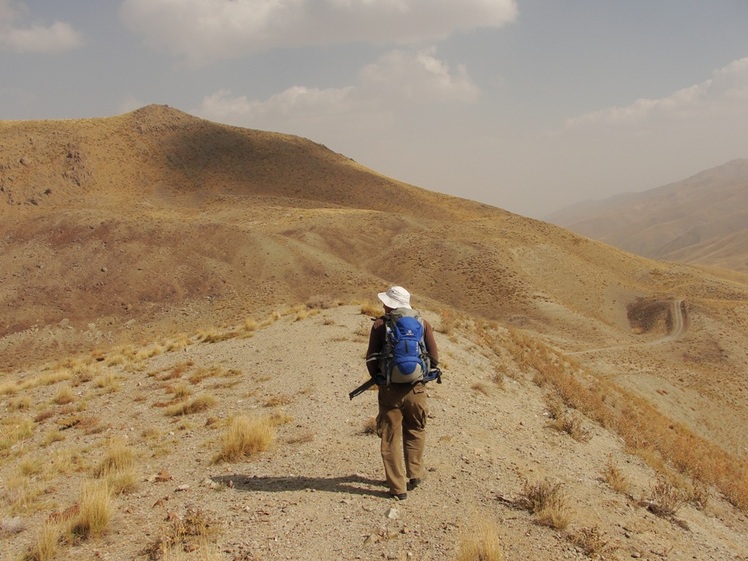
[2,1,747,218]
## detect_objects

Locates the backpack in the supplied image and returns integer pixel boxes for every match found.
[379,308,432,385]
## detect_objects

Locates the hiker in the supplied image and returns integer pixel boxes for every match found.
[365,286,440,500]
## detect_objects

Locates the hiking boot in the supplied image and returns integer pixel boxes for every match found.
[390,492,407,501]
[407,478,421,491]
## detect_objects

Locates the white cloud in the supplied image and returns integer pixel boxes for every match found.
[200,85,359,133]
[513,57,748,215]
[566,57,748,129]
[196,47,480,135]
[120,0,517,65]
[0,1,84,54]
[359,47,480,102]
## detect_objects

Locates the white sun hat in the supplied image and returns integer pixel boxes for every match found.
[378,286,412,309]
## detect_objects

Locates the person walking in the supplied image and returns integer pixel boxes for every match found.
[365,286,440,500]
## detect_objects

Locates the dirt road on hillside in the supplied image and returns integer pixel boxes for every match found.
[568,298,686,356]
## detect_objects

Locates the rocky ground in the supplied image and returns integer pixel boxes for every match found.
[2,304,747,561]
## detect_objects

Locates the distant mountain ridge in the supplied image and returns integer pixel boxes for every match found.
[546,159,748,271]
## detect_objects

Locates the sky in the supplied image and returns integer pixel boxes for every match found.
[1,1,747,219]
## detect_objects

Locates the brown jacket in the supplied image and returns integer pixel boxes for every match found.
[366,312,439,379]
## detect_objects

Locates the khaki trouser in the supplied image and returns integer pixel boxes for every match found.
[377,383,428,495]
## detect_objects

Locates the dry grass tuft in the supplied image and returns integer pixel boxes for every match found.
[568,526,610,558]
[264,310,283,325]
[306,295,341,309]
[23,521,62,561]
[292,304,314,321]
[188,366,223,385]
[34,409,56,423]
[159,540,223,561]
[456,518,506,561]
[359,301,381,317]
[267,409,294,426]
[264,394,293,408]
[93,372,120,392]
[213,415,274,463]
[0,380,20,396]
[683,480,710,510]
[143,507,219,561]
[19,458,43,476]
[136,344,165,360]
[361,416,378,435]
[47,447,87,476]
[544,394,590,442]
[70,480,112,539]
[161,361,193,380]
[9,395,32,410]
[243,317,258,332]
[167,383,192,400]
[197,328,239,344]
[551,415,589,442]
[0,416,35,452]
[602,455,630,495]
[91,438,137,495]
[5,473,45,515]
[164,334,190,352]
[491,371,505,389]
[42,429,66,446]
[641,479,684,517]
[436,308,459,336]
[56,414,105,434]
[104,353,127,367]
[94,437,135,474]
[1,370,73,397]
[516,479,571,529]
[52,385,75,405]
[166,394,216,416]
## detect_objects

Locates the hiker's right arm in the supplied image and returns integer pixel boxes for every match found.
[366,318,386,378]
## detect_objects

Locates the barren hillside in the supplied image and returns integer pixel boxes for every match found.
[546,159,748,272]
[1,107,748,560]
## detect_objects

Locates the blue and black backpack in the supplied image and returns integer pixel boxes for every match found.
[376,308,439,386]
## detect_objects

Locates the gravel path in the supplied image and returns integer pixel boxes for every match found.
[2,305,747,561]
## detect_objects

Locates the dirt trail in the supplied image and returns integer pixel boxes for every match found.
[2,306,747,561]
[568,298,686,356]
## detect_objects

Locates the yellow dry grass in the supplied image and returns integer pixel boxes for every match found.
[456,518,506,561]
[602,455,630,495]
[517,478,572,530]
[506,328,748,511]
[213,415,274,463]
[94,438,137,493]
[165,394,216,416]
[70,480,112,539]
